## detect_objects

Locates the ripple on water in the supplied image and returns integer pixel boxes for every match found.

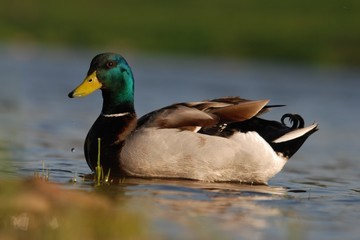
[1,46,360,239]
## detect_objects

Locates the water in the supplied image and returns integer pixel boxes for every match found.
[1,45,360,239]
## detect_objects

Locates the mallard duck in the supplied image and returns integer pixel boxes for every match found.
[68,53,318,184]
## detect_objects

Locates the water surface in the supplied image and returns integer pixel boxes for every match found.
[0,45,359,239]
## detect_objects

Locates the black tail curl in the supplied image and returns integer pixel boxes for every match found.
[281,113,305,129]
[201,112,316,159]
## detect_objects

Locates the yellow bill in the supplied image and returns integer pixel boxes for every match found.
[68,71,102,98]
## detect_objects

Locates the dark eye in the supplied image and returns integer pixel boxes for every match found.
[106,61,115,69]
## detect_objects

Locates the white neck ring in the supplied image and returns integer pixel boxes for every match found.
[101,112,130,117]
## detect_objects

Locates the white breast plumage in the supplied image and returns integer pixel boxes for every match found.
[120,128,287,184]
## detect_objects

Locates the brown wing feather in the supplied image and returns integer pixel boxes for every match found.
[145,105,219,129]
[139,97,271,130]
[209,99,269,122]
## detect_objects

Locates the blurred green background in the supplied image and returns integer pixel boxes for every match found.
[1,0,360,66]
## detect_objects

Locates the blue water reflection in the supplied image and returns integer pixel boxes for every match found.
[0,45,359,239]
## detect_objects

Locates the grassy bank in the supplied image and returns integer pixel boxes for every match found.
[0,178,155,239]
[1,0,360,65]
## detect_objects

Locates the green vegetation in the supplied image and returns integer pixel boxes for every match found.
[94,138,111,187]
[0,178,154,240]
[33,161,49,181]
[1,0,360,65]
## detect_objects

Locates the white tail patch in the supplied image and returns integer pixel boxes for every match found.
[193,126,202,133]
[273,123,318,143]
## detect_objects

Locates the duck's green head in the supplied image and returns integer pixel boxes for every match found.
[68,53,135,113]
